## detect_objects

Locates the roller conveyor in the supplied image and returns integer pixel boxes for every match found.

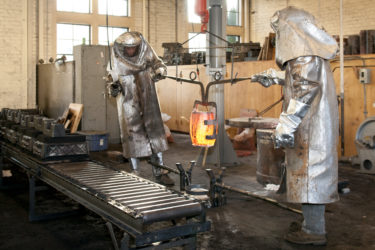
[49,161,203,223]
[0,142,210,249]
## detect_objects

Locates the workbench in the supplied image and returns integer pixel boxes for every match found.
[225,117,279,129]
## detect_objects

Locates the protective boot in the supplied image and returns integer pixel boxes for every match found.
[285,204,327,245]
[288,220,302,233]
[159,173,175,186]
[151,153,174,186]
[285,230,327,245]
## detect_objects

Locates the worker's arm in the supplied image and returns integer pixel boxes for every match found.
[274,57,322,148]
[106,56,123,97]
[251,68,285,87]
[145,41,167,81]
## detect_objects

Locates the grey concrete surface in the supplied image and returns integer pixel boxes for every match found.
[0,133,374,249]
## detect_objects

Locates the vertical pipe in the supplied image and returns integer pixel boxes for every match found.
[209,4,224,70]
[26,0,32,108]
[91,0,98,45]
[244,0,250,42]
[209,1,226,160]
[106,222,120,250]
[339,0,345,156]
[142,0,148,40]
[28,175,36,220]
[175,0,178,42]
[0,155,3,187]
[39,0,45,60]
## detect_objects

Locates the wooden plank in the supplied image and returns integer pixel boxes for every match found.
[257,46,264,61]
[61,103,83,133]
[262,37,269,60]
[225,60,282,120]
[267,33,275,60]
[331,55,375,156]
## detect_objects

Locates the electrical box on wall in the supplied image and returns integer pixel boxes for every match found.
[359,68,371,84]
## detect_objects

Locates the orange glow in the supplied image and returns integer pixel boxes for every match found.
[190,110,216,147]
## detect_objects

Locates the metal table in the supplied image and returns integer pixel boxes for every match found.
[225,117,279,129]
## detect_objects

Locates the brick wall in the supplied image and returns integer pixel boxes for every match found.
[147,0,178,55]
[2,0,375,108]
[27,0,38,108]
[250,0,375,44]
[0,0,28,109]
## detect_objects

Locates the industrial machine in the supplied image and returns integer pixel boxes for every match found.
[161,42,191,65]
[355,116,375,174]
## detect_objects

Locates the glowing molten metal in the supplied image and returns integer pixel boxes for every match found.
[190,102,217,147]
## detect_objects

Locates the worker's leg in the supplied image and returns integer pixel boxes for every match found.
[285,204,326,245]
[156,152,169,175]
[130,158,140,175]
[302,204,326,235]
[150,153,162,177]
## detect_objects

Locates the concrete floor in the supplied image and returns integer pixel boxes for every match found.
[0,132,375,249]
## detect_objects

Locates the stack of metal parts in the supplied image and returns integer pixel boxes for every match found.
[0,108,88,160]
[227,42,261,62]
[191,51,206,64]
[162,42,192,65]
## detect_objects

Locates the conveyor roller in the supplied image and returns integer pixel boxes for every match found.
[48,162,203,223]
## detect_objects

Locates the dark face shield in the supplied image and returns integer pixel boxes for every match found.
[124,45,139,57]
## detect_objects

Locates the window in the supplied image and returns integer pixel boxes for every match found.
[188,0,241,26]
[187,0,201,23]
[227,0,240,26]
[98,26,129,45]
[226,35,240,51]
[57,24,91,61]
[98,0,128,16]
[188,33,207,53]
[227,35,240,44]
[57,0,91,13]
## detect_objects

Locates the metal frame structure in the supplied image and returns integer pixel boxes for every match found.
[0,142,210,249]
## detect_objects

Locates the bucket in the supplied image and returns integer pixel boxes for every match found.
[256,129,285,185]
[77,130,109,151]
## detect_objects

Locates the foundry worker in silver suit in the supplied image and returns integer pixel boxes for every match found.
[107,31,174,186]
[251,7,339,245]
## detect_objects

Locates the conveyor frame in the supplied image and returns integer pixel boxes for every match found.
[0,142,210,249]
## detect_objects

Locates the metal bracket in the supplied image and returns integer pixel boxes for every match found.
[0,154,3,187]
[147,160,196,192]
[106,221,120,250]
[28,174,82,222]
[206,168,226,207]
[175,161,195,191]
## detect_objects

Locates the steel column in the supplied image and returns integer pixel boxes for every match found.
[197,0,239,167]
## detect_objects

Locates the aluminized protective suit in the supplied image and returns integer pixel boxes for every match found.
[108,32,168,158]
[254,6,339,204]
